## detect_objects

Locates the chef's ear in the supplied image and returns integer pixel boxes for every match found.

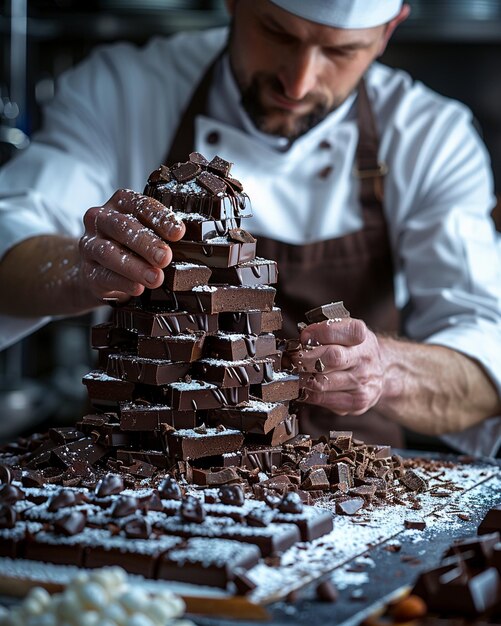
[225,0,236,17]
[378,3,411,56]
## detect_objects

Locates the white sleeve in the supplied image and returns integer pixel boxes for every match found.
[385,89,501,456]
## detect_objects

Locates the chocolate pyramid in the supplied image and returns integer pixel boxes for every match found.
[82,152,301,481]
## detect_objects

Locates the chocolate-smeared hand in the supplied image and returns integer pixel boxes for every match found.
[289,318,385,415]
[78,189,185,304]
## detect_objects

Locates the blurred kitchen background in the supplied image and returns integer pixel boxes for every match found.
[0,0,500,447]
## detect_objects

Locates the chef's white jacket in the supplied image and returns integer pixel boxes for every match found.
[0,27,500,455]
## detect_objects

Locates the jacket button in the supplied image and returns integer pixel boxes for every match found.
[319,140,331,150]
[318,165,333,179]
[206,131,220,145]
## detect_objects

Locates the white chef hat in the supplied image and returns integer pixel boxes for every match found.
[268,0,403,29]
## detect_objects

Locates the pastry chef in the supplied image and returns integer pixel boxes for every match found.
[0,0,500,454]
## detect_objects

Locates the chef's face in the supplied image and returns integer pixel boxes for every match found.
[226,0,403,141]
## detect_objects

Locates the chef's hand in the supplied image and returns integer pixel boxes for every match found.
[78,189,185,304]
[289,318,385,415]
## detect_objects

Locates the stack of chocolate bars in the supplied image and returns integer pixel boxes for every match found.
[83,153,300,478]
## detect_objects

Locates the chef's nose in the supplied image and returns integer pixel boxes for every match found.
[279,46,318,101]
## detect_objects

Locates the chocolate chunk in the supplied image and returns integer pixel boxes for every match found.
[0,484,24,504]
[400,469,428,493]
[158,476,183,501]
[233,568,257,595]
[209,400,288,435]
[301,468,330,491]
[228,228,256,244]
[478,504,501,535]
[147,164,172,183]
[123,516,151,539]
[278,492,303,514]
[172,161,201,183]
[0,504,16,529]
[208,155,233,177]
[225,176,244,193]
[181,495,206,523]
[21,469,44,488]
[189,151,209,167]
[95,473,124,497]
[48,489,78,512]
[219,484,245,506]
[111,496,138,518]
[336,496,364,515]
[316,580,338,603]
[305,301,350,323]
[404,518,427,530]
[53,511,86,536]
[314,359,325,372]
[197,170,226,196]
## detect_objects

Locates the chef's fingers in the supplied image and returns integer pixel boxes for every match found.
[104,189,186,242]
[85,205,172,270]
[79,233,163,292]
[300,318,367,347]
[299,369,380,416]
[289,343,354,373]
[84,261,143,300]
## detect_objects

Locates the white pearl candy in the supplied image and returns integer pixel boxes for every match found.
[124,614,156,626]
[118,589,148,614]
[75,581,109,611]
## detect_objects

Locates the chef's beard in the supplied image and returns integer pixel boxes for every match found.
[241,72,340,142]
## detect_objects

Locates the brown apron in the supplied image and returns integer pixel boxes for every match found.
[165,53,403,447]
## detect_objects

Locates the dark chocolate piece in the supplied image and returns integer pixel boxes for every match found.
[166,427,244,461]
[205,333,277,361]
[251,373,300,402]
[162,262,212,291]
[278,492,303,514]
[158,476,183,501]
[194,357,274,388]
[197,170,227,195]
[106,353,190,386]
[181,495,206,523]
[207,155,233,178]
[478,504,501,535]
[53,511,86,537]
[209,400,288,435]
[114,307,218,337]
[219,309,282,334]
[172,161,201,183]
[189,151,209,167]
[171,239,256,269]
[210,258,278,286]
[336,497,364,515]
[138,333,205,361]
[95,473,124,497]
[123,516,151,539]
[305,301,350,323]
[400,469,428,493]
[219,484,245,506]
[147,164,171,183]
[173,285,276,315]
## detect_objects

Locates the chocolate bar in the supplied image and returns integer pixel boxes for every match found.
[156,537,260,588]
[162,261,212,291]
[167,380,247,411]
[194,357,274,388]
[219,308,282,334]
[305,301,351,323]
[106,353,190,386]
[91,323,137,350]
[209,257,278,287]
[205,332,277,361]
[118,401,174,431]
[246,414,298,446]
[83,371,136,404]
[137,333,205,361]
[171,239,256,268]
[166,427,244,460]
[114,307,218,336]
[251,371,300,402]
[208,400,289,435]
[178,211,241,241]
[171,285,276,314]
